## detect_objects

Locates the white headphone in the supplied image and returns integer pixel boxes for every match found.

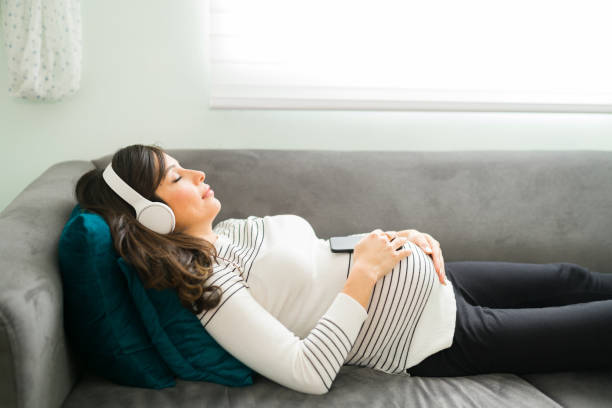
[102,162,176,234]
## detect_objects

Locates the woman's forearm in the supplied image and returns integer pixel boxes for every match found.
[341,262,377,309]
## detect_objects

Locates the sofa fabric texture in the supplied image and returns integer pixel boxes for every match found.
[1,149,611,408]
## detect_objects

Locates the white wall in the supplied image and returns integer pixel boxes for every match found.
[1,0,611,212]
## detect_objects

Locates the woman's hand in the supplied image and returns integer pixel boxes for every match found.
[353,229,412,283]
[385,229,447,285]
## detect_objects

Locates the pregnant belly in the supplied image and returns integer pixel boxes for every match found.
[345,242,437,373]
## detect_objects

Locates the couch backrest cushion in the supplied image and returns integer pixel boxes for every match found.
[58,204,176,389]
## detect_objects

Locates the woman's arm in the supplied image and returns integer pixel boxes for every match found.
[340,262,377,309]
[200,270,369,395]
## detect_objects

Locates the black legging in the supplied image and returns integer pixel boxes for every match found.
[407,261,612,376]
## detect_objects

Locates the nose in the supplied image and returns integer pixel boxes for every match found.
[195,170,205,184]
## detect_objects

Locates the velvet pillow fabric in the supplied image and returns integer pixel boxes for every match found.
[118,258,253,386]
[58,204,175,388]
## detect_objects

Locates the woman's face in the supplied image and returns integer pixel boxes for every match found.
[154,153,221,237]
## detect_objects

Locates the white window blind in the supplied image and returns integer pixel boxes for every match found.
[208,0,612,113]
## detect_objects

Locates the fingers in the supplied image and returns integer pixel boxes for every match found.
[390,236,409,252]
[381,228,447,285]
[422,233,446,285]
[369,229,385,241]
[396,240,412,257]
[433,253,445,285]
[384,230,398,241]
[373,229,401,244]
[431,249,446,285]
[421,233,438,254]
[440,253,447,285]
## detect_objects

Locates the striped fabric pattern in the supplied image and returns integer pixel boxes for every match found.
[299,315,355,390]
[198,217,263,327]
[344,244,436,373]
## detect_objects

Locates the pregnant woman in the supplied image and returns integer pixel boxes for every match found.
[75,144,612,395]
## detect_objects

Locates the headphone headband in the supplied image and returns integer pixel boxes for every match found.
[102,162,176,234]
[102,163,147,210]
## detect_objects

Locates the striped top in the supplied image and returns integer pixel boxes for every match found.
[198,215,457,394]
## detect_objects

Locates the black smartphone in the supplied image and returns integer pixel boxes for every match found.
[329,234,367,253]
[329,233,403,253]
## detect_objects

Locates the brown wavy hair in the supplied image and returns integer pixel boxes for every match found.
[75,144,222,314]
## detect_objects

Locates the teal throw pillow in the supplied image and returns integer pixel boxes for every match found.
[58,204,175,389]
[118,258,254,386]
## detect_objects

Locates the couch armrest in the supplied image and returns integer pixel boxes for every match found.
[0,160,93,408]
[0,324,16,407]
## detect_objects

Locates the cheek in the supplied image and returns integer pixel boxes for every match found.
[166,190,199,214]
[173,190,195,203]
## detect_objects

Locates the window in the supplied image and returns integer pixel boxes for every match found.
[208,0,612,113]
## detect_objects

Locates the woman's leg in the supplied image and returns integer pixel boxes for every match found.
[445,261,612,308]
[407,261,612,376]
[408,294,612,376]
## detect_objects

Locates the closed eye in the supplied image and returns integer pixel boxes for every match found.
[173,176,182,183]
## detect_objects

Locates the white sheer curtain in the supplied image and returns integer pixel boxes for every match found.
[1,0,82,101]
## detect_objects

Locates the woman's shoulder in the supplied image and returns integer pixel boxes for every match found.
[214,215,315,242]
[214,215,260,228]
[213,216,265,238]
[214,214,306,225]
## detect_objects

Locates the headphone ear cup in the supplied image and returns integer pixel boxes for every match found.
[136,202,176,234]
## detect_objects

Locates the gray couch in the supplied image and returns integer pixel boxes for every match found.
[1,149,611,408]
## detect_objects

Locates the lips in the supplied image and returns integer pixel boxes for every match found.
[202,186,211,199]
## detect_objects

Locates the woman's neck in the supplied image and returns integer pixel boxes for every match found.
[182,225,218,245]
